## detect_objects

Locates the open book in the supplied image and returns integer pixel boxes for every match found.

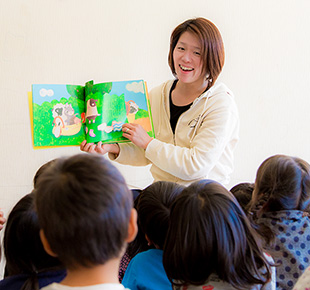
[30,80,155,148]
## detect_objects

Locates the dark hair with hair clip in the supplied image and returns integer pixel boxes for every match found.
[163,180,272,289]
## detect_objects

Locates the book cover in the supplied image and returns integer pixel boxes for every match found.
[31,80,154,148]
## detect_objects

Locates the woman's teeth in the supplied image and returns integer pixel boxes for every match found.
[180,64,194,71]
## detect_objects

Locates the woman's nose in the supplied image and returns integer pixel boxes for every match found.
[182,51,191,62]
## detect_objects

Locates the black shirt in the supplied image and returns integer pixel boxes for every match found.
[169,80,192,134]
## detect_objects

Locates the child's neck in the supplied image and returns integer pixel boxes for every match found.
[61,257,120,286]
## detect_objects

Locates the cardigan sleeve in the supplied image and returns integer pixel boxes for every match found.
[144,92,239,181]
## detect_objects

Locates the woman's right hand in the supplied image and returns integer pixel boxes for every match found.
[80,140,120,156]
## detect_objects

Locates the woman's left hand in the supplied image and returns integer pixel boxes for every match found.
[122,123,153,149]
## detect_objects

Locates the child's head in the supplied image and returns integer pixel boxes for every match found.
[163,179,271,289]
[136,181,185,249]
[33,159,57,188]
[127,182,184,258]
[230,182,254,212]
[250,154,310,213]
[34,154,137,270]
[3,192,63,285]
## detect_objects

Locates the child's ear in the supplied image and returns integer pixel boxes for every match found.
[126,208,138,243]
[39,229,58,257]
[145,234,152,246]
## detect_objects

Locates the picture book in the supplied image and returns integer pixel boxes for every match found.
[30,80,155,148]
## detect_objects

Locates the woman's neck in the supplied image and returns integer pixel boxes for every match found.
[172,79,209,106]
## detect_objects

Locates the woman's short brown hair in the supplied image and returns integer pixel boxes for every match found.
[168,17,225,86]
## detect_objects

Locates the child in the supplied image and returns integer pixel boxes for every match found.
[230,182,254,212]
[121,181,185,289]
[33,158,57,188]
[293,265,310,289]
[163,179,275,290]
[249,154,310,290]
[0,192,66,290]
[34,154,138,290]
[118,190,146,282]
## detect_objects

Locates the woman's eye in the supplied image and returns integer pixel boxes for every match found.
[194,51,201,56]
[177,46,185,51]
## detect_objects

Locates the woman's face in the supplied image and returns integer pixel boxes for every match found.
[173,31,206,86]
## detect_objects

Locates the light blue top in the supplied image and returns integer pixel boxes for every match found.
[122,249,171,290]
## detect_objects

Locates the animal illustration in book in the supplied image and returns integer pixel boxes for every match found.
[51,103,82,138]
[31,80,155,147]
[126,100,139,123]
[86,98,100,124]
[64,104,80,126]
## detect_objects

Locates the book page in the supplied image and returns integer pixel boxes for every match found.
[84,80,154,144]
[31,84,86,147]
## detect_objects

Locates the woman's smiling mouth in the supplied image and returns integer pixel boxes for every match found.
[179,64,194,72]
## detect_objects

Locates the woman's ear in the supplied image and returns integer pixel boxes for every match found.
[126,208,138,243]
[39,229,58,257]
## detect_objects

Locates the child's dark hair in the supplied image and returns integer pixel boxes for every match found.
[250,155,310,213]
[163,179,272,290]
[34,154,133,269]
[230,182,254,212]
[249,154,310,244]
[33,159,57,188]
[127,181,184,256]
[3,192,64,290]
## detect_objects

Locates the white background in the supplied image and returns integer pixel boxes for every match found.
[1,0,310,275]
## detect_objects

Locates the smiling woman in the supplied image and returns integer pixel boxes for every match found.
[171,31,206,104]
[80,17,239,186]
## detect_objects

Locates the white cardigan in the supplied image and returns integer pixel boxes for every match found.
[109,80,239,186]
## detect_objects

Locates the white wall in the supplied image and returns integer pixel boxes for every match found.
[1,0,310,275]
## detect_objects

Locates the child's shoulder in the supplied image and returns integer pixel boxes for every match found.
[41,282,129,289]
[130,249,163,266]
[288,265,310,290]
[256,210,310,227]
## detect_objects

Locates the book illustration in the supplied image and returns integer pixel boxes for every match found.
[126,100,139,122]
[51,103,83,138]
[85,98,100,124]
[31,84,86,147]
[31,80,154,148]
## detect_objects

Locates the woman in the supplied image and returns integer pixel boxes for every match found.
[81,17,239,186]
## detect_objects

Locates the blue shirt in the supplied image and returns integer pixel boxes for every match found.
[122,249,171,290]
